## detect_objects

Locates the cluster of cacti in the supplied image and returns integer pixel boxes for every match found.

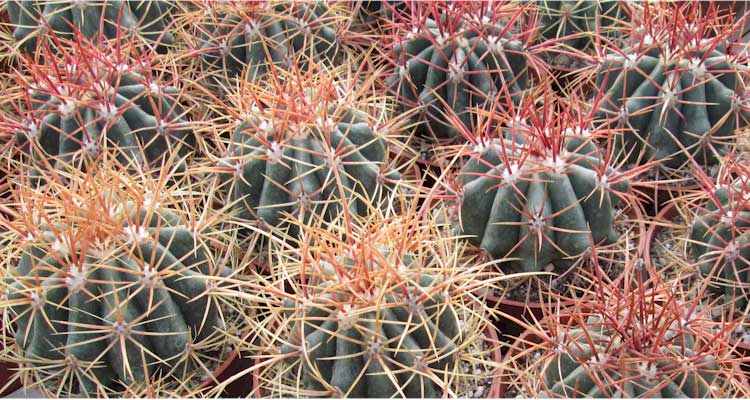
[595,4,750,169]
[0,163,238,397]
[457,103,630,272]
[5,40,194,178]
[385,1,534,140]
[2,0,750,398]
[7,0,174,53]
[196,1,348,84]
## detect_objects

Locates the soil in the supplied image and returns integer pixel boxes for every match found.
[502,264,618,304]
[650,212,686,264]
[634,162,720,186]
[730,324,750,346]
[546,52,592,71]
[194,305,247,394]
[457,326,497,399]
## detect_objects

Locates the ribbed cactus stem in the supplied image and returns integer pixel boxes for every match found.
[457,120,629,272]
[7,0,174,53]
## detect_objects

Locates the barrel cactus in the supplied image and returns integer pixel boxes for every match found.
[254,203,500,398]
[7,0,174,53]
[1,164,236,397]
[457,112,630,272]
[542,318,721,397]
[215,66,401,238]
[595,4,750,169]
[508,267,748,398]
[533,0,628,50]
[689,180,750,307]
[280,267,458,398]
[197,0,346,84]
[386,1,533,141]
[7,40,195,177]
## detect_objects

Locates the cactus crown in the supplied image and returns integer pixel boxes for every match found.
[384,1,540,141]
[250,201,500,398]
[4,38,195,178]
[451,99,633,272]
[0,162,239,397]
[593,1,750,170]
[511,265,749,398]
[212,63,405,236]
[195,0,351,84]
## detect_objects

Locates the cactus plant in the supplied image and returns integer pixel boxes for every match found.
[385,1,536,141]
[0,162,238,397]
[196,0,348,85]
[279,265,458,398]
[533,0,629,50]
[688,166,750,308]
[455,101,631,272]
[6,0,174,53]
[213,64,403,239]
[4,38,195,178]
[594,2,750,169]
[247,200,502,398]
[507,259,750,398]
[544,322,720,397]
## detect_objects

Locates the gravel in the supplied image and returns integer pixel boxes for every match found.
[457,329,496,398]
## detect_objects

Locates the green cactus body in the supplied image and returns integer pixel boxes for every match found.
[689,186,750,306]
[542,321,718,397]
[357,0,402,24]
[199,2,341,82]
[281,264,458,398]
[7,0,174,52]
[388,16,529,140]
[458,126,628,271]
[219,108,400,237]
[15,61,194,176]
[6,203,227,395]
[535,0,627,49]
[596,44,750,168]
